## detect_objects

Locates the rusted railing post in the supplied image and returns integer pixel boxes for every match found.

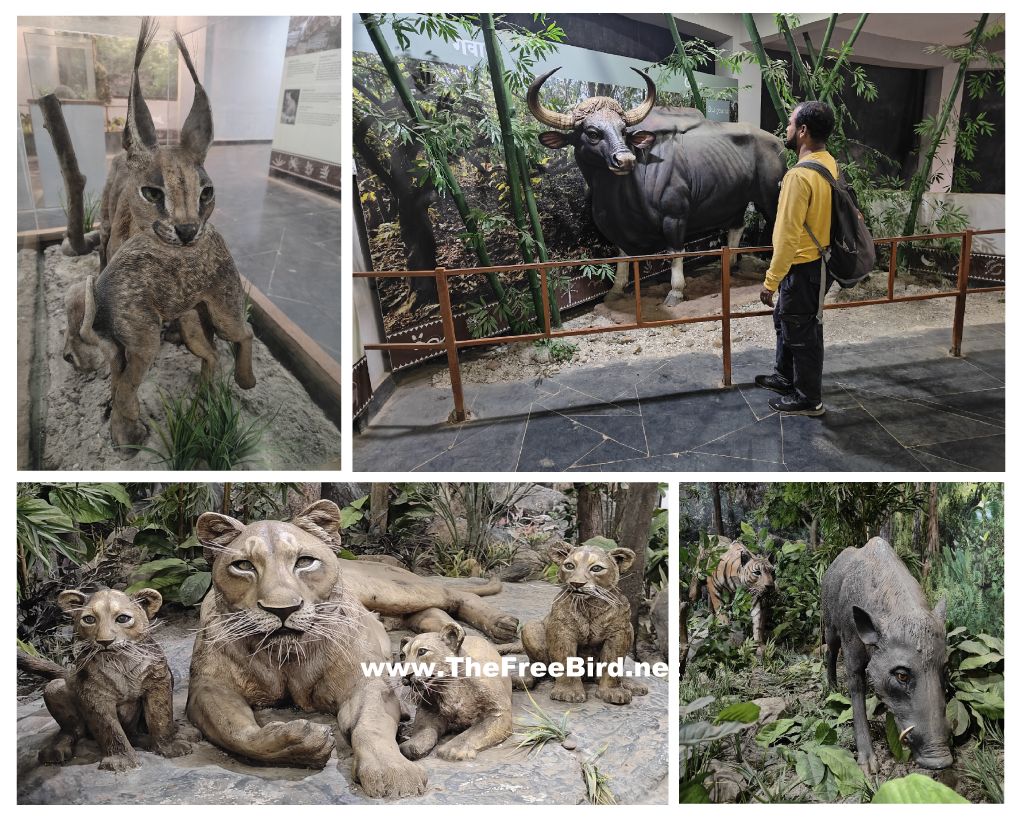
[950,230,973,357]
[633,258,643,325]
[540,268,552,336]
[721,248,732,387]
[435,268,467,422]
[887,239,897,300]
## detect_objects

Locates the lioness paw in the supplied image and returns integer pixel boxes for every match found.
[550,682,587,703]
[399,737,433,761]
[39,738,75,765]
[624,680,649,696]
[437,740,478,761]
[99,752,141,772]
[596,685,632,705]
[155,737,193,758]
[492,616,520,643]
[357,756,427,798]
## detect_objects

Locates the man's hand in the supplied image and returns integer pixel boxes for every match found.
[759,287,775,307]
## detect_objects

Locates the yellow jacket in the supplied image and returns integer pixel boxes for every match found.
[763,149,839,292]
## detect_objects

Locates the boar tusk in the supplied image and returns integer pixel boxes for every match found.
[898,725,915,745]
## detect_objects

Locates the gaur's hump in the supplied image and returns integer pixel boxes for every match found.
[631,107,705,135]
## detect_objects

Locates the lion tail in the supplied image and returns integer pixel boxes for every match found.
[453,576,502,598]
[80,275,102,346]
[17,650,67,680]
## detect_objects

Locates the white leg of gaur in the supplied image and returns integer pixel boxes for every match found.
[606,250,629,301]
[726,226,744,271]
[664,254,685,306]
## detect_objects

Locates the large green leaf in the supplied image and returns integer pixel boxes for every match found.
[812,719,837,745]
[583,536,618,551]
[679,720,749,747]
[956,640,991,656]
[794,748,826,788]
[178,571,212,606]
[816,745,867,796]
[680,696,716,718]
[339,507,365,529]
[872,773,969,804]
[755,718,798,747]
[132,557,190,579]
[678,775,710,803]
[716,701,761,724]
[824,692,851,711]
[946,698,970,736]
[959,652,1002,671]
[885,712,911,762]
[975,633,1004,653]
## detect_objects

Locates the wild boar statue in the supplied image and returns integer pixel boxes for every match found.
[822,537,953,774]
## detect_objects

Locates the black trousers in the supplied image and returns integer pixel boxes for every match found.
[773,258,831,404]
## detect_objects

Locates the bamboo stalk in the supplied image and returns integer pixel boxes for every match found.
[665,14,706,115]
[902,14,990,239]
[815,14,838,73]
[741,14,789,126]
[516,145,561,326]
[481,13,545,331]
[802,31,818,73]
[778,17,814,96]
[819,14,869,103]
[359,14,512,316]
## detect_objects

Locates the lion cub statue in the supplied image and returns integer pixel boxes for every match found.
[399,623,512,762]
[521,541,649,705]
[17,587,192,771]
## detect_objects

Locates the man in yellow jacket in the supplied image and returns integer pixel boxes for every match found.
[756,101,837,416]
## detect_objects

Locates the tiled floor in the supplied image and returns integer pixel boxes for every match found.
[353,323,1005,472]
[19,143,340,361]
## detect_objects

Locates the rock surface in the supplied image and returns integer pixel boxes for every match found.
[18,581,668,805]
[31,246,339,470]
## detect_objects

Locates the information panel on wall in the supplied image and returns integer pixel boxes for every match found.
[270,16,341,192]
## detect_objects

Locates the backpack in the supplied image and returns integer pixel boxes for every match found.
[797,160,875,288]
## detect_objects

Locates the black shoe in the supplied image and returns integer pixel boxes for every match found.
[769,394,825,416]
[754,373,794,395]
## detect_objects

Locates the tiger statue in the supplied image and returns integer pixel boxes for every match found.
[706,541,775,653]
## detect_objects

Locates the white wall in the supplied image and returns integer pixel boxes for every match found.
[203,16,289,141]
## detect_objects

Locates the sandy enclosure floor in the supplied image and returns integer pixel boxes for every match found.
[28,246,339,469]
[430,263,1005,388]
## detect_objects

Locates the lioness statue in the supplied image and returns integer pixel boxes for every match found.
[399,623,512,762]
[520,541,649,705]
[187,499,522,795]
[17,587,192,771]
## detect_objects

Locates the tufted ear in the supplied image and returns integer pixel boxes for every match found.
[57,589,88,615]
[196,512,245,564]
[609,547,636,572]
[440,622,466,654]
[132,588,163,619]
[174,31,213,163]
[123,18,159,170]
[292,500,342,547]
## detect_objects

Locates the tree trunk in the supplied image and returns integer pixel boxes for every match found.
[612,484,661,646]
[710,483,724,536]
[286,484,323,518]
[809,515,818,551]
[924,482,940,583]
[38,94,96,256]
[575,484,607,543]
[368,484,390,536]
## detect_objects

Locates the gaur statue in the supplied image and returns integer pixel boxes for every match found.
[528,67,786,306]
[822,537,953,774]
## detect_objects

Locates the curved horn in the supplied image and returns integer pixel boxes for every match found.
[527,67,574,131]
[623,68,657,127]
[174,31,213,162]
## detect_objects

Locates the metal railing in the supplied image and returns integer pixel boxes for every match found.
[354,228,1005,423]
